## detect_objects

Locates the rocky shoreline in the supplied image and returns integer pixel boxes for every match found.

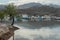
[0,24,19,40]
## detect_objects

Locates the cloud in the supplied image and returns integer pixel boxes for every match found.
[0,0,60,5]
[12,0,60,4]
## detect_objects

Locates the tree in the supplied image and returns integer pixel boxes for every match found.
[5,4,17,25]
[0,11,5,22]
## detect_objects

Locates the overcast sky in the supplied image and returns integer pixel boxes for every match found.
[0,0,60,5]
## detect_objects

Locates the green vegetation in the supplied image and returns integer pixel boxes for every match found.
[0,4,17,25]
[5,4,17,25]
[0,10,5,22]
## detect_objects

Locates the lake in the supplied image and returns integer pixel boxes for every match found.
[9,22,60,40]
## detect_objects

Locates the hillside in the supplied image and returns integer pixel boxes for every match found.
[17,2,42,9]
[17,5,60,16]
[0,2,60,16]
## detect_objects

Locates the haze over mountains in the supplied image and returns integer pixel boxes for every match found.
[17,2,42,9]
[0,2,60,10]
[0,5,5,10]
[17,2,60,9]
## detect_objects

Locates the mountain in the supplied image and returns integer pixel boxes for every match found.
[0,5,5,10]
[48,4,60,8]
[0,2,60,10]
[17,3,60,16]
[17,2,42,9]
[0,2,60,16]
[17,2,60,9]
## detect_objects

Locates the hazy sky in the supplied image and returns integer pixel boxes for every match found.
[0,0,60,5]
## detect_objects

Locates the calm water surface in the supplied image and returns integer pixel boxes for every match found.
[9,22,60,40]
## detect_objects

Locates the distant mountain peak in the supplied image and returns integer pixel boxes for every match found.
[0,2,60,10]
[17,2,42,9]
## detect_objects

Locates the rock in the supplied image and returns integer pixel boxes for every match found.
[0,24,19,40]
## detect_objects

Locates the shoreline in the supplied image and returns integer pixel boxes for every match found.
[0,24,19,40]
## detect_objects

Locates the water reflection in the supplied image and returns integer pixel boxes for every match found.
[9,22,60,40]
[14,22,60,29]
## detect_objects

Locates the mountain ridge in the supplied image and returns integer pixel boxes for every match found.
[0,2,60,10]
